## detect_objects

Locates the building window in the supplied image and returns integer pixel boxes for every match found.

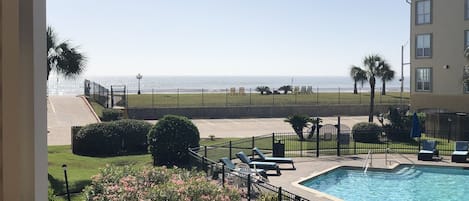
[465,30,469,49]
[416,34,432,58]
[416,67,432,92]
[466,0,469,20]
[416,0,431,24]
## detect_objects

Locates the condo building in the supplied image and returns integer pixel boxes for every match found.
[410,0,469,113]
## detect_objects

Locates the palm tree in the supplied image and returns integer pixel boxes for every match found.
[284,114,312,141]
[362,54,385,123]
[255,86,270,95]
[47,26,86,80]
[378,62,395,95]
[350,66,368,94]
[278,85,293,94]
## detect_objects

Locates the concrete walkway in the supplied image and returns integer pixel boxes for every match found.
[47,95,371,144]
[47,96,99,145]
[149,116,369,139]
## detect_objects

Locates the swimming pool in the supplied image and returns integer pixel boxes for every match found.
[300,165,469,201]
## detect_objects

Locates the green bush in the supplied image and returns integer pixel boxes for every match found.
[101,109,122,121]
[148,115,200,167]
[114,119,152,154]
[383,107,424,142]
[84,165,240,200]
[48,188,58,201]
[73,119,152,156]
[352,122,382,143]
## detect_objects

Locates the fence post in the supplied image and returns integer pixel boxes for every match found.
[229,141,232,159]
[272,91,275,105]
[152,88,154,108]
[177,88,180,107]
[204,146,207,158]
[359,88,362,104]
[272,133,275,152]
[354,140,357,155]
[338,87,341,104]
[225,88,228,107]
[111,86,114,108]
[278,186,283,201]
[294,90,297,104]
[249,88,252,105]
[300,140,303,157]
[202,88,204,106]
[316,118,320,158]
[222,164,225,188]
[251,136,255,158]
[337,116,341,156]
[247,174,251,201]
[316,87,319,104]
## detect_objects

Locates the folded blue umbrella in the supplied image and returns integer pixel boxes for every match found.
[410,112,421,138]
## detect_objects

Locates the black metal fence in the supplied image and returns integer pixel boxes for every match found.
[199,130,463,164]
[188,147,310,201]
[84,79,109,108]
[126,87,410,108]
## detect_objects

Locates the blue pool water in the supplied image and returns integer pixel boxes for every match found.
[300,165,469,201]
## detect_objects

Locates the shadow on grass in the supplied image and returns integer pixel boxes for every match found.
[48,173,91,195]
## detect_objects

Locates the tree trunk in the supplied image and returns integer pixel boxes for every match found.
[353,81,358,94]
[369,77,375,123]
[382,81,386,95]
[295,128,304,141]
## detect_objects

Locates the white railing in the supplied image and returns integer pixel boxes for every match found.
[363,150,372,173]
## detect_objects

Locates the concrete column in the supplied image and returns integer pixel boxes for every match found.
[1,0,47,200]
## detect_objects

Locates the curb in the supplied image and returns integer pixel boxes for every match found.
[80,96,101,123]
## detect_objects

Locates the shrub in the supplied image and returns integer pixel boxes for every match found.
[113,119,152,154]
[383,107,424,142]
[84,165,241,201]
[48,188,58,201]
[101,109,122,121]
[352,122,382,143]
[148,115,200,167]
[73,119,152,156]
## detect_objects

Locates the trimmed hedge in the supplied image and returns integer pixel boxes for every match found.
[73,119,152,156]
[352,122,382,143]
[148,115,200,167]
[101,109,122,121]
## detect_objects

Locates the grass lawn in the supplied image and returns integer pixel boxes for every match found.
[48,145,152,197]
[126,92,410,108]
[88,100,104,118]
[48,138,240,199]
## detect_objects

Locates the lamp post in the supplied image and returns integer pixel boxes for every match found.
[448,117,453,143]
[62,164,71,201]
[401,44,410,106]
[136,73,143,95]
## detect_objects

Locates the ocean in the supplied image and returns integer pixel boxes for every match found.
[47,75,410,95]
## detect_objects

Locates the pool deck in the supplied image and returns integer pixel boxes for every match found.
[267,154,469,201]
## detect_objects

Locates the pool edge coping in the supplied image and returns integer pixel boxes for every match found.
[292,163,404,201]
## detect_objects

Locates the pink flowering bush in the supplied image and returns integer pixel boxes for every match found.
[83,165,241,201]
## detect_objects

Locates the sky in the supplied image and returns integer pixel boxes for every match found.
[47,0,411,77]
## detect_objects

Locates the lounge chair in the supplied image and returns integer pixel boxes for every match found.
[236,151,281,175]
[219,157,267,178]
[451,141,469,162]
[418,140,439,161]
[252,147,295,169]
